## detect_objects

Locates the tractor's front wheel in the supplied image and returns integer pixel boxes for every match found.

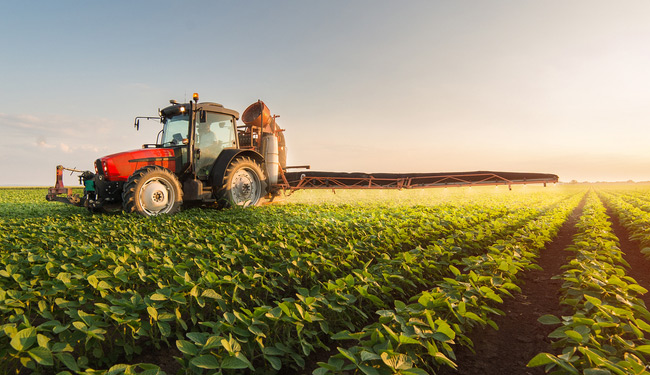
[122,166,183,216]
[217,157,267,208]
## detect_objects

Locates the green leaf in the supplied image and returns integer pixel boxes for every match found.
[157,321,171,337]
[221,336,241,353]
[380,352,413,370]
[56,352,80,371]
[464,312,485,324]
[527,353,555,367]
[565,330,584,342]
[224,312,236,324]
[190,355,220,369]
[186,332,207,345]
[147,306,158,321]
[203,335,221,350]
[398,334,420,345]
[176,340,199,356]
[337,347,358,364]
[36,334,50,348]
[537,314,561,325]
[201,288,221,300]
[150,293,167,301]
[583,368,612,375]
[433,352,457,368]
[28,346,54,365]
[10,327,37,351]
[635,345,650,354]
[434,318,456,340]
[266,355,282,370]
[360,350,381,362]
[635,319,650,333]
[584,294,602,307]
[107,364,129,374]
[628,284,648,294]
[221,354,252,369]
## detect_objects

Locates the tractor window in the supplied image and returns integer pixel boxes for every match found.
[195,112,236,177]
[161,114,190,146]
[196,113,236,149]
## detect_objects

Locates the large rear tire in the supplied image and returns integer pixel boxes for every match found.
[122,166,183,216]
[217,157,267,208]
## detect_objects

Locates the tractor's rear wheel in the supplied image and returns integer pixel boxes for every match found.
[217,157,267,208]
[122,166,183,216]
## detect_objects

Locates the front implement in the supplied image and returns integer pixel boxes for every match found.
[45,165,84,206]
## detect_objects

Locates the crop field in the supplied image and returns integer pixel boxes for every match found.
[2,185,650,375]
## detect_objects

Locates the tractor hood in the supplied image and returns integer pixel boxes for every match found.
[96,148,177,181]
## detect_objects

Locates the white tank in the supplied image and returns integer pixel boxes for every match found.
[263,134,279,185]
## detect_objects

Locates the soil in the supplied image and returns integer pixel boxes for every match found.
[437,200,585,375]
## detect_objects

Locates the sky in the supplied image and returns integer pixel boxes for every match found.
[2,1,650,185]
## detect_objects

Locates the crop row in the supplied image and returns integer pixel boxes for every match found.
[309,192,585,374]
[600,190,650,257]
[529,191,650,374]
[0,188,580,374]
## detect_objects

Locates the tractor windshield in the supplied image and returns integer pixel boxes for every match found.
[161,114,190,146]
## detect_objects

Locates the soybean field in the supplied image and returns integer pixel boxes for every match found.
[2,185,650,375]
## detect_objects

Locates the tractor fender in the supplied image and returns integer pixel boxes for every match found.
[209,149,265,190]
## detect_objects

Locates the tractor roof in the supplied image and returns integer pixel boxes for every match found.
[160,102,240,120]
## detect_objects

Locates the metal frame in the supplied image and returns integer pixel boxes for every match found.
[280,172,558,193]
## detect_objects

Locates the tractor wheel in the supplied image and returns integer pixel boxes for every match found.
[217,157,267,208]
[122,166,183,216]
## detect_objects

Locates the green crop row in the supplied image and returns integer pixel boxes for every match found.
[311,191,585,375]
[529,191,650,374]
[600,190,650,258]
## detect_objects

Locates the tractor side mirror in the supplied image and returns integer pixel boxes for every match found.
[199,110,207,123]
[134,119,140,130]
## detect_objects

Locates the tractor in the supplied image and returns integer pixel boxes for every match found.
[47,93,286,216]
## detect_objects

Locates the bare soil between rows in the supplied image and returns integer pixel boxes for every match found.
[437,199,585,375]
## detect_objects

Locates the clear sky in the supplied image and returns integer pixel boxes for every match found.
[2,1,650,185]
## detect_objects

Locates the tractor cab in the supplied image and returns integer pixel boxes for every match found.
[158,97,240,181]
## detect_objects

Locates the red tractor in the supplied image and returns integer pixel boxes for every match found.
[47,93,286,216]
